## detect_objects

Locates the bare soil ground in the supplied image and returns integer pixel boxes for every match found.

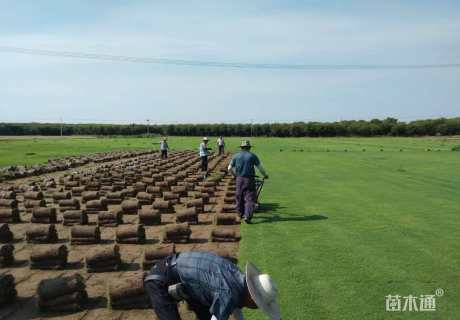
[0,152,239,320]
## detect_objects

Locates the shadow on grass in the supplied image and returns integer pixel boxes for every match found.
[257,203,286,212]
[253,202,328,224]
[252,214,328,224]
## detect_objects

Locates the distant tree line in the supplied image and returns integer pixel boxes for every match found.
[0,117,459,137]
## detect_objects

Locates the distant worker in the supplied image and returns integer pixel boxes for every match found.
[217,136,225,155]
[228,140,268,223]
[199,137,211,177]
[144,251,281,320]
[159,137,169,159]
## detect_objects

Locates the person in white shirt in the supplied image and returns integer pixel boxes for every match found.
[217,136,225,155]
[199,137,211,176]
[159,137,169,159]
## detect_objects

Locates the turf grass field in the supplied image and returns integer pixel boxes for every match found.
[0,136,459,319]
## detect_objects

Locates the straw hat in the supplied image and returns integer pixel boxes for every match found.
[241,140,252,148]
[202,137,209,141]
[245,262,281,320]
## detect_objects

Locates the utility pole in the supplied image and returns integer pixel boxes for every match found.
[250,118,254,137]
[60,117,63,137]
[146,119,151,136]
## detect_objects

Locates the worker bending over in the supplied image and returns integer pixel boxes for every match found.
[144,251,281,320]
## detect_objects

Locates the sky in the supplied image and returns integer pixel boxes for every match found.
[0,0,459,124]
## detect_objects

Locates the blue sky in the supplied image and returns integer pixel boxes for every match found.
[1,0,459,124]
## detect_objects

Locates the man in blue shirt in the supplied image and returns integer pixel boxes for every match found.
[144,251,281,320]
[228,140,269,223]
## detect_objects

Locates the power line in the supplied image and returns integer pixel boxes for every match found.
[1,45,460,71]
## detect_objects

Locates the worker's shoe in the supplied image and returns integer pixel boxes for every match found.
[244,217,252,224]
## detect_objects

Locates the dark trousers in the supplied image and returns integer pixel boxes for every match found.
[200,156,208,172]
[218,145,224,155]
[161,150,168,159]
[236,176,257,220]
[144,257,211,320]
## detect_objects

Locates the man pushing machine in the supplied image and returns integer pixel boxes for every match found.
[228,140,269,223]
[144,251,281,320]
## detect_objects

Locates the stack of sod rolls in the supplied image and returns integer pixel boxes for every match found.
[30,245,68,269]
[210,228,241,242]
[108,272,150,309]
[26,225,59,243]
[142,244,175,270]
[0,223,13,243]
[97,210,123,227]
[62,210,88,226]
[116,225,146,244]
[37,273,87,313]
[70,226,101,245]
[0,274,16,306]
[162,223,191,243]
[138,207,161,225]
[0,244,14,267]
[85,245,121,272]
[175,208,198,224]
[121,200,140,215]
[152,200,175,214]
[213,213,239,225]
[31,207,57,224]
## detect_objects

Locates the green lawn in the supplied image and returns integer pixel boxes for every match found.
[1,136,459,319]
[239,137,460,320]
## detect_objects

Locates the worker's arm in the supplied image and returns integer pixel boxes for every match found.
[256,164,269,179]
[227,158,236,175]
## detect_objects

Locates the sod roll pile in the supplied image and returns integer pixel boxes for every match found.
[139,207,161,225]
[30,245,68,270]
[213,213,239,225]
[116,225,146,244]
[70,226,101,245]
[26,224,58,243]
[162,223,191,243]
[37,273,87,313]
[31,207,57,224]
[121,199,141,215]
[108,272,150,309]
[63,210,88,226]
[0,223,13,243]
[97,210,123,227]
[85,245,121,272]
[175,208,198,224]
[210,228,241,242]
[142,244,175,270]
[0,208,20,223]
[0,244,14,267]
[0,274,16,306]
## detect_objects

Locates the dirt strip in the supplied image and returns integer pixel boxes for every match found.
[0,151,240,320]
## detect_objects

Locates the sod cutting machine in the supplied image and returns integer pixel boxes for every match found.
[254,175,265,211]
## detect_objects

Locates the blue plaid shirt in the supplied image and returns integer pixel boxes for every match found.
[176,251,245,319]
